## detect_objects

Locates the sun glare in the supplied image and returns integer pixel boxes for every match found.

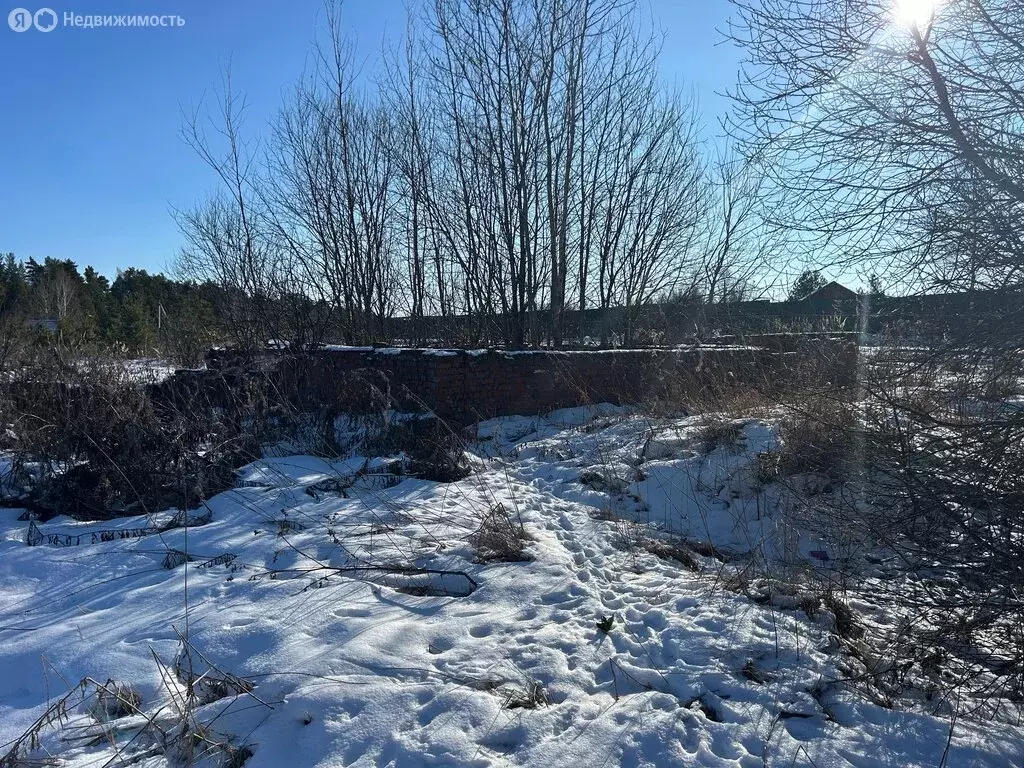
[894,0,939,28]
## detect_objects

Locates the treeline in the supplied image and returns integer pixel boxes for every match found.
[0,253,225,364]
[175,0,775,352]
[0,247,766,367]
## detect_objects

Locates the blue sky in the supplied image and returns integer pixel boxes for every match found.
[0,0,743,279]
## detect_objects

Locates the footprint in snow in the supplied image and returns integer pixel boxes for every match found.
[469,624,494,638]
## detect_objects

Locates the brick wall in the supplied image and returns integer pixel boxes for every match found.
[201,340,856,424]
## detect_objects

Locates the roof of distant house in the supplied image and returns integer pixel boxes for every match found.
[804,281,858,302]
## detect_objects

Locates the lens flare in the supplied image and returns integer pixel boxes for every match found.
[894,0,939,28]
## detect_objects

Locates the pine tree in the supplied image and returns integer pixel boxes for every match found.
[788,270,828,301]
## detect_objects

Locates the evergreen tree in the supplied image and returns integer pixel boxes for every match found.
[788,270,828,301]
[867,273,885,300]
[0,253,28,314]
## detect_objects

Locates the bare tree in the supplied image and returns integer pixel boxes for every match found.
[596,90,705,345]
[727,0,1024,705]
[727,0,1024,291]
[264,2,403,346]
[417,0,706,347]
[176,74,305,351]
[180,0,722,350]
[384,24,438,341]
[697,155,777,305]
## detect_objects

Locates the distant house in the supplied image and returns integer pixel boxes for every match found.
[803,282,858,303]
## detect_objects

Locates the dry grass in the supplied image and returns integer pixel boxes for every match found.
[469,503,532,563]
[775,398,859,481]
[695,418,745,453]
[501,680,549,710]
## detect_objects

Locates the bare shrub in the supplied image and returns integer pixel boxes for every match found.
[639,337,855,421]
[754,331,1024,712]
[641,537,701,571]
[823,592,863,642]
[377,415,471,483]
[643,364,774,419]
[0,665,259,768]
[753,450,782,485]
[695,418,745,453]
[469,503,530,563]
[579,467,629,495]
[274,362,392,456]
[0,355,252,520]
[775,397,858,481]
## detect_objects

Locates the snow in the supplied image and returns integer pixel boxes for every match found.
[120,358,181,384]
[0,407,1021,766]
[310,345,764,359]
[318,345,377,353]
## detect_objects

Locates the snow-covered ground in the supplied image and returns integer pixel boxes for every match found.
[1,406,1021,766]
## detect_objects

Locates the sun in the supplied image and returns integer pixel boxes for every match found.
[893,0,939,28]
